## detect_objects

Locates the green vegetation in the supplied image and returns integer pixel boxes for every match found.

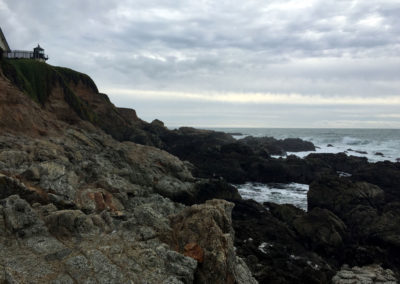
[0,59,97,123]
[55,66,99,94]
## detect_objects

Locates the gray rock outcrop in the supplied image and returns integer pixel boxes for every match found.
[332,264,397,284]
[0,130,256,283]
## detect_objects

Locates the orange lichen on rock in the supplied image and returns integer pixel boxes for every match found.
[184,242,204,263]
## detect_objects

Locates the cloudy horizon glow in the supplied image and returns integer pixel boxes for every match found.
[1,0,400,128]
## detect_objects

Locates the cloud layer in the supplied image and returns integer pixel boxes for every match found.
[1,0,399,127]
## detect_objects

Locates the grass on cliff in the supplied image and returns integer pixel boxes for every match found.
[0,58,97,123]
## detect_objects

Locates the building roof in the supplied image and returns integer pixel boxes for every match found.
[34,44,44,51]
[0,27,11,52]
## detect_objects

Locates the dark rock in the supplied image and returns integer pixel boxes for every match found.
[293,208,348,254]
[308,176,385,214]
[232,199,335,283]
[280,138,316,152]
[327,144,334,147]
[308,176,400,274]
[304,153,368,177]
[375,152,384,156]
[238,136,286,156]
[351,161,400,202]
[264,202,305,227]
[0,174,46,204]
[191,179,242,205]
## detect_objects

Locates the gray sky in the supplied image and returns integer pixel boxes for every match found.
[1,0,400,128]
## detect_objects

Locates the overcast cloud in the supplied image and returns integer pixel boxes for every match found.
[1,0,400,127]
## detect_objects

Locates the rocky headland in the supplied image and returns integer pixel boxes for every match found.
[0,58,399,283]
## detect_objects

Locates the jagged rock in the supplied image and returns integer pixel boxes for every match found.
[265,202,305,227]
[169,199,257,284]
[332,264,397,284]
[232,199,335,283]
[184,242,204,263]
[280,138,316,152]
[0,174,46,203]
[308,176,385,214]
[351,161,400,202]
[308,176,400,275]
[1,195,47,237]
[76,188,124,213]
[293,208,348,254]
[45,209,100,237]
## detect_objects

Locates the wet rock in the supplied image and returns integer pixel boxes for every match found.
[293,208,348,254]
[280,138,316,152]
[265,202,305,227]
[351,161,400,202]
[308,176,385,214]
[232,199,335,283]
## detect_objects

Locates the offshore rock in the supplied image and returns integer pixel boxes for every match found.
[238,136,315,156]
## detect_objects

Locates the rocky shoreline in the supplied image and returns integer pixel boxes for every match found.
[0,58,399,283]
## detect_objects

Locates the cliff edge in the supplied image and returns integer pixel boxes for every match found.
[0,58,255,283]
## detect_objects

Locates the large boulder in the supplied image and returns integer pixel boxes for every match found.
[308,176,385,214]
[1,195,47,238]
[308,176,400,274]
[293,208,348,254]
[168,199,257,284]
[232,199,335,283]
[351,161,400,202]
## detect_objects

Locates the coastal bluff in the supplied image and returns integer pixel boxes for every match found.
[0,57,399,283]
[0,58,255,283]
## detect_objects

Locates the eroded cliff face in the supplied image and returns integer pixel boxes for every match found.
[0,61,255,283]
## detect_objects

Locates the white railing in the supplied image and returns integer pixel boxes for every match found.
[5,50,48,60]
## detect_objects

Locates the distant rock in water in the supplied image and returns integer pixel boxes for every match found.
[327,144,334,147]
[375,152,384,157]
[280,138,316,152]
[227,132,244,136]
[347,149,368,155]
[238,136,316,156]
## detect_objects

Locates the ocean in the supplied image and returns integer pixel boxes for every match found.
[208,128,400,210]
